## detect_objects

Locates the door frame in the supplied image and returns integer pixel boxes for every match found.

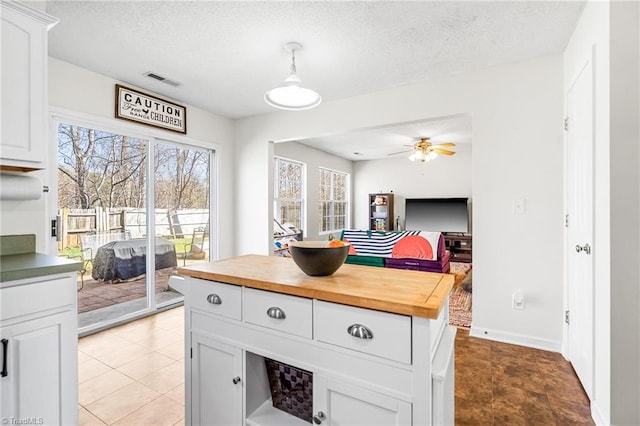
[47,107,219,333]
[562,52,596,397]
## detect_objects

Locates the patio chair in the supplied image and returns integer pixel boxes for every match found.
[178,227,207,266]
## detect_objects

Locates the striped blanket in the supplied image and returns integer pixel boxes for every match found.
[340,230,442,261]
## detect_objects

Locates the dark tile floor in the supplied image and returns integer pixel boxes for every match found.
[455,329,594,425]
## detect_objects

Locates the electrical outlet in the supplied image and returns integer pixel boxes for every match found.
[512,292,525,310]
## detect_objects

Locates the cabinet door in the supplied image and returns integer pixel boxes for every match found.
[191,333,243,426]
[0,310,77,425]
[314,375,411,426]
[0,3,55,167]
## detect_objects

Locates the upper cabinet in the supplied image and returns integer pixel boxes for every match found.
[1,1,58,172]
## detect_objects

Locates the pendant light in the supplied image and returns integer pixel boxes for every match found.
[264,42,322,111]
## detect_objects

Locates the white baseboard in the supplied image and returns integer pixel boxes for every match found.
[591,401,608,426]
[469,325,562,352]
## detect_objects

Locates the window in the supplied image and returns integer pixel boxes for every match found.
[274,157,305,231]
[319,167,349,233]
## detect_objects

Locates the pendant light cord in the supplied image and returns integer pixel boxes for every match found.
[290,49,297,75]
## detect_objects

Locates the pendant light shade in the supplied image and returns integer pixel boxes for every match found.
[264,42,321,111]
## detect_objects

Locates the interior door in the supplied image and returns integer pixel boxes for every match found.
[566,56,595,399]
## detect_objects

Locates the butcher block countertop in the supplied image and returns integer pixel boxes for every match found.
[177,254,453,319]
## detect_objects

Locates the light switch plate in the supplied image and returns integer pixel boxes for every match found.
[513,199,525,214]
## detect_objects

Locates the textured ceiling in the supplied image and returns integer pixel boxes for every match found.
[44,0,584,159]
[298,114,472,161]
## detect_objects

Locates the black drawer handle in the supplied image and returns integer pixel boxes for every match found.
[1,338,8,377]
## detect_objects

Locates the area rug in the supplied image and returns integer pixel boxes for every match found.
[449,287,472,329]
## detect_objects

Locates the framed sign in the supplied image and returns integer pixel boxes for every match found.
[115,84,187,134]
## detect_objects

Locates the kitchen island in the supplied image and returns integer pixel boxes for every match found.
[171,254,455,426]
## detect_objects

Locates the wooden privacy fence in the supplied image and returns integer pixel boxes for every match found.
[58,207,209,249]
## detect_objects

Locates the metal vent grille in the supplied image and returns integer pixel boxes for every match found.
[144,72,181,87]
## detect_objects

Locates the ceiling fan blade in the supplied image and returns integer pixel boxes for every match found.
[431,149,456,155]
[387,149,412,156]
[432,143,456,148]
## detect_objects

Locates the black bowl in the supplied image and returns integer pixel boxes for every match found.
[288,241,349,276]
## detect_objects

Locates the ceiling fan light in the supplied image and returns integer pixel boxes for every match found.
[409,148,438,162]
[426,151,438,161]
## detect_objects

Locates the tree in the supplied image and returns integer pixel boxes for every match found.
[57,125,146,209]
[57,124,211,238]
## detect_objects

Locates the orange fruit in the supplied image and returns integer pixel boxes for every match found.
[327,240,345,248]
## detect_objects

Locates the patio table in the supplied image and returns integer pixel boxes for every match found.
[92,238,177,282]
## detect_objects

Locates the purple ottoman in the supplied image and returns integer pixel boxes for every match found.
[384,250,451,273]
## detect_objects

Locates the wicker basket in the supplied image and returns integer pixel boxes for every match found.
[264,358,313,423]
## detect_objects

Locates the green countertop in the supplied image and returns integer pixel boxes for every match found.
[0,253,82,283]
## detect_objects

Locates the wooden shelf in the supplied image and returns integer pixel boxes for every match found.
[369,193,394,231]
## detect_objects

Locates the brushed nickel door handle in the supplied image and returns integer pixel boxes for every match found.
[575,243,591,255]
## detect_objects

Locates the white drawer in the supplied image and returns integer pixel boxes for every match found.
[243,288,313,339]
[1,276,75,321]
[190,278,242,321]
[315,300,412,364]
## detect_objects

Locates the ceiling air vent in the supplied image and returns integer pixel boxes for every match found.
[144,72,181,87]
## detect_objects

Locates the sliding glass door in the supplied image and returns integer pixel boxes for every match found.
[153,141,211,304]
[56,120,214,333]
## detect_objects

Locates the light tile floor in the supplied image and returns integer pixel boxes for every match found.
[78,307,185,426]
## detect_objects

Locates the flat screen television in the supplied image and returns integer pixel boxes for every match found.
[405,198,470,234]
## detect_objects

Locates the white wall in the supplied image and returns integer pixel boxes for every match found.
[0,57,235,258]
[609,2,640,424]
[274,141,353,241]
[235,54,564,351]
[0,169,49,253]
[353,151,472,231]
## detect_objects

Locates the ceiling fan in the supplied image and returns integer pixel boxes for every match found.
[388,138,456,162]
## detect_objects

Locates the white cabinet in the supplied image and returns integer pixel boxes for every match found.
[170,276,455,426]
[0,1,57,171]
[191,333,242,426]
[0,274,78,425]
[314,375,411,426]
